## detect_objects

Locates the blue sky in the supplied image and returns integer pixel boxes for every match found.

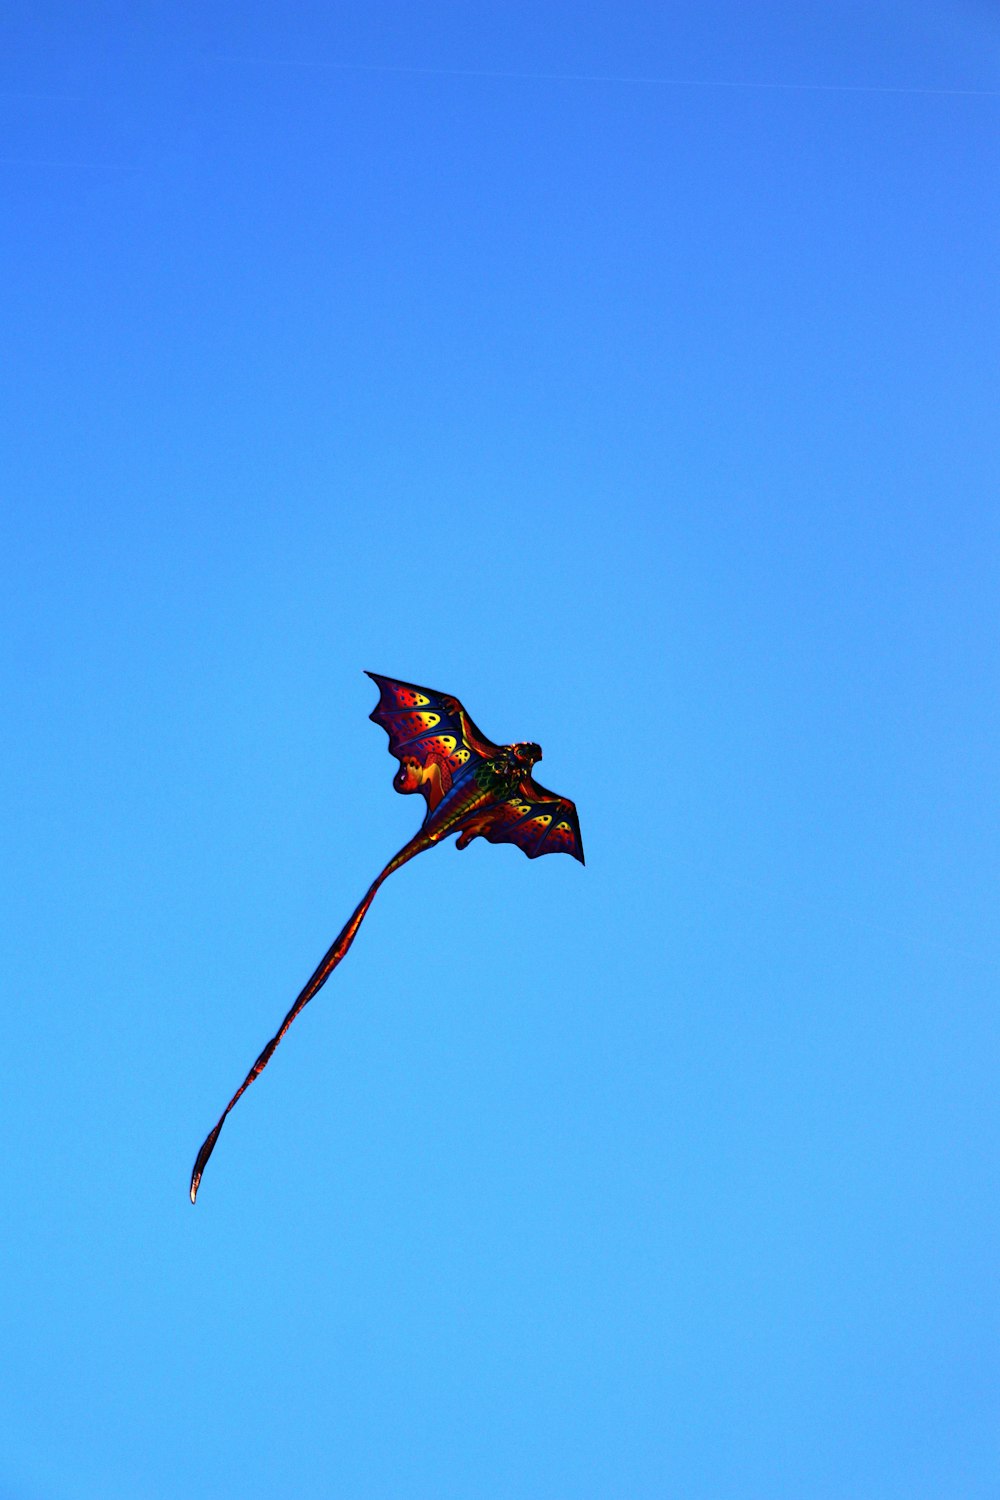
[2,4,998,1497]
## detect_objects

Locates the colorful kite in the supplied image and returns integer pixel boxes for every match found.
[190,672,584,1202]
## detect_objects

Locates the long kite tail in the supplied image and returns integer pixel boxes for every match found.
[189,837,428,1203]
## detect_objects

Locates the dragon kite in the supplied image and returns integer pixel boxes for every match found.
[190,671,584,1202]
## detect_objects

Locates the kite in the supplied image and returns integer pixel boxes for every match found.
[189,671,584,1202]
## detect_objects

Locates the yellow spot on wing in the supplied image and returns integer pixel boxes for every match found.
[394,688,431,708]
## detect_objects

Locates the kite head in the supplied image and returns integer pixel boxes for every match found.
[512,741,542,769]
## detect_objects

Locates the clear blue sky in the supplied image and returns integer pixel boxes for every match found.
[2,4,998,1497]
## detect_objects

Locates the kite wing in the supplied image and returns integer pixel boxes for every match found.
[366,671,500,815]
[456,776,585,864]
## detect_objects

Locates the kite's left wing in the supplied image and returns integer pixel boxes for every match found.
[366,671,500,814]
[457,777,585,864]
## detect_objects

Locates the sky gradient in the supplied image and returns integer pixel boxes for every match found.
[2,4,999,1497]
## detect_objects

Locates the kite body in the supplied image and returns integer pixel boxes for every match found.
[190,672,583,1202]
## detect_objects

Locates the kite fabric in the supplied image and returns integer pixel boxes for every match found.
[189,672,583,1202]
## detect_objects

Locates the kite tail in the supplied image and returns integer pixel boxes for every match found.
[189,834,430,1203]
